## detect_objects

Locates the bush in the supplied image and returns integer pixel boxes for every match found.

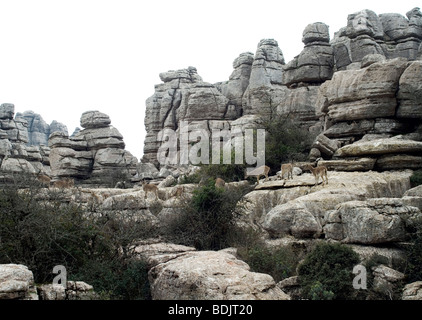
[410,169,422,188]
[308,281,335,300]
[298,242,360,300]
[406,219,422,283]
[162,178,253,250]
[0,173,152,299]
[263,115,314,176]
[237,243,299,282]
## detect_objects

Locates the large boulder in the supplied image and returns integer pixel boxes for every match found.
[324,58,408,123]
[325,198,422,244]
[0,264,37,300]
[80,111,111,129]
[403,281,422,300]
[283,22,334,86]
[148,249,290,300]
[397,61,422,119]
[334,137,422,157]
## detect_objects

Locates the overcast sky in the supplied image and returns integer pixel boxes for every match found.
[0,0,420,159]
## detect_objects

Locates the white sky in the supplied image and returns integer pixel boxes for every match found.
[0,0,420,159]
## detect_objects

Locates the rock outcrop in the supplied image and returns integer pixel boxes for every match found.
[332,8,422,70]
[313,57,422,170]
[15,110,68,146]
[0,264,96,300]
[0,104,51,177]
[48,110,138,185]
[0,264,37,300]
[143,8,422,173]
[283,22,334,87]
[141,245,290,300]
[143,67,233,165]
[238,170,413,240]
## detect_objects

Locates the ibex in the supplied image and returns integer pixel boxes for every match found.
[53,178,74,188]
[303,164,328,186]
[142,180,159,200]
[245,165,270,184]
[172,185,184,198]
[280,163,293,180]
[215,178,226,189]
[37,174,51,187]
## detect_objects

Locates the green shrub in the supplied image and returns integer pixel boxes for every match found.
[263,115,315,176]
[298,242,360,300]
[162,178,253,250]
[178,173,201,185]
[410,169,422,188]
[309,281,335,300]
[237,243,299,282]
[406,221,422,283]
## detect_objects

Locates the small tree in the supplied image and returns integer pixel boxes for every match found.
[162,178,253,250]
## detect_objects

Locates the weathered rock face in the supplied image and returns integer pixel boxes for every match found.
[325,198,422,244]
[332,8,422,69]
[312,54,422,170]
[49,110,138,185]
[15,110,68,146]
[238,170,413,240]
[283,22,334,86]
[143,66,232,165]
[143,8,422,170]
[403,281,422,300]
[147,249,290,300]
[0,264,37,300]
[0,104,51,177]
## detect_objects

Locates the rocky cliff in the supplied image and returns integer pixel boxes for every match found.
[142,7,422,171]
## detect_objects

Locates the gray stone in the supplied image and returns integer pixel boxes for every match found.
[80,110,111,129]
[148,250,290,300]
[302,22,330,44]
[403,281,422,300]
[334,198,421,244]
[0,264,35,300]
[334,137,422,157]
[0,103,15,120]
[397,61,422,119]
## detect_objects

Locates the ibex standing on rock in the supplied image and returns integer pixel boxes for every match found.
[142,180,159,200]
[245,165,270,184]
[280,163,293,180]
[303,164,328,186]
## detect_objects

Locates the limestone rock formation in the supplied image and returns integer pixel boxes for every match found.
[49,110,138,185]
[147,249,290,300]
[403,281,422,300]
[283,22,334,86]
[0,264,37,300]
[332,8,422,70]
[15,110,68,146]
[325,198,422,244]
[143,66,233,165]
[0,104,51,177]
[238,170,413,240]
